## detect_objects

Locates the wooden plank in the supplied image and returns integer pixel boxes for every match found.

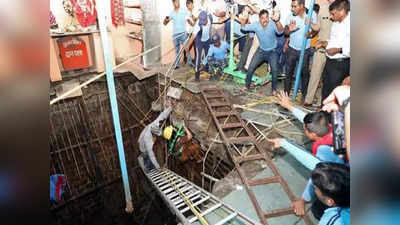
[229,136,253,144]
[264,208,294,219]
[235,154,264,164]
[210,102,230,107]
[248,177,281,186]
[221,123,243,130]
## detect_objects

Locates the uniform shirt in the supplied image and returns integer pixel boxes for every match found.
[326,13,350,59]
[285,11,318,50]
[241,21,283,51]
[138,107,172,169]
[317,0,333,42]
[203,41,230,65]
[192,18,212,42]
[169,8,190,35]
[319,207,350,225]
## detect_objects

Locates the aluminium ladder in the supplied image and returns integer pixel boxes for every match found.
[200,85,313,225]
[144,168,261,225]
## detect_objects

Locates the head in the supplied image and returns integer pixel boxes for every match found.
[212,34,221,47]
[314,3,320,14]
[172,0,180,9]
[303,111,330,141]
[198,11,208,26]
[259,10,270,27]
[186,0,194,11]
[312,162,350,208]
[329,0,350,22]
[291,0,306,16]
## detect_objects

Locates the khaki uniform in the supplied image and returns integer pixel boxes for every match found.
[305,1,333,104]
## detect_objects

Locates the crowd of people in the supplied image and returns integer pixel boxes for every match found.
[141,1,351,225]
[164,0,350,107]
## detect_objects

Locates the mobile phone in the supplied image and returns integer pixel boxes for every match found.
[331,111,347,155]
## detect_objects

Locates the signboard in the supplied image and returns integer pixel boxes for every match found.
[57,36,90,70]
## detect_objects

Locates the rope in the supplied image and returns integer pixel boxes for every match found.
[50,32,187,105]
[164,170,210,225]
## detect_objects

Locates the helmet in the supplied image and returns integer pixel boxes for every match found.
[163,125,174,140]
[211,34,220,44]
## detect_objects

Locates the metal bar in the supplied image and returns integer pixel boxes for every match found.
[214,212,237,225]
[292,0,316,101]
[96,0,132,211]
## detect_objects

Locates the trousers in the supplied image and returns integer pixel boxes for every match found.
[321,58,350,102]
[305,49,327,104]
[245,47,279,90]
[285,47,313,97]
[194,40,211,80]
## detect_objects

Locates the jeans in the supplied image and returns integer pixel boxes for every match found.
[285,47,313,98]
[276,34,287,75]
[245,47,279,90]
[173,32,193,67]
[195,40,211,81]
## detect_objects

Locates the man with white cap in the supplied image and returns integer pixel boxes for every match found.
[186,10,213,82]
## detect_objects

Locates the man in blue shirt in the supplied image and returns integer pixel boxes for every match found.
[284,0,319,100]
[311,162,350,225]
[240,9,284,94]
[203,34,230,80]
[269,91,347,221]
[164,0,193,69]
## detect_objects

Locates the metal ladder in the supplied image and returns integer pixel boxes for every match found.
[144,168,261,225]
[200,85,313,225]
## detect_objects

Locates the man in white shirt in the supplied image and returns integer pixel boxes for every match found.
[316,0,350,101]
[208,0,228,40]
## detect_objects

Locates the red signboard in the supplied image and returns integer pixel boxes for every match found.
[57,36,90,70]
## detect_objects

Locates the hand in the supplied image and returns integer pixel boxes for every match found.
[322,85,350,112]
[315,41,327,49]
[305,32,313,39]
[326,48,340,56]
[271,10,280,22]
[292,199,306,216]
[341,76,350,86]
[288,20,298,32]
[268,138,282,150]
[275,90,294,111]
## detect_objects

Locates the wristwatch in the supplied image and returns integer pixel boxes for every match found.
[339,48,343,54]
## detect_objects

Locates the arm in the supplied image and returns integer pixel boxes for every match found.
[183,123,192,141]
[275,91,306,122]
[270,138,321,171]
[344,102,350,161]
[271,10,284,33]
[203,46,214,65]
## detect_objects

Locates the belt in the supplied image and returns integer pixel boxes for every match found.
[328,57,350,62]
